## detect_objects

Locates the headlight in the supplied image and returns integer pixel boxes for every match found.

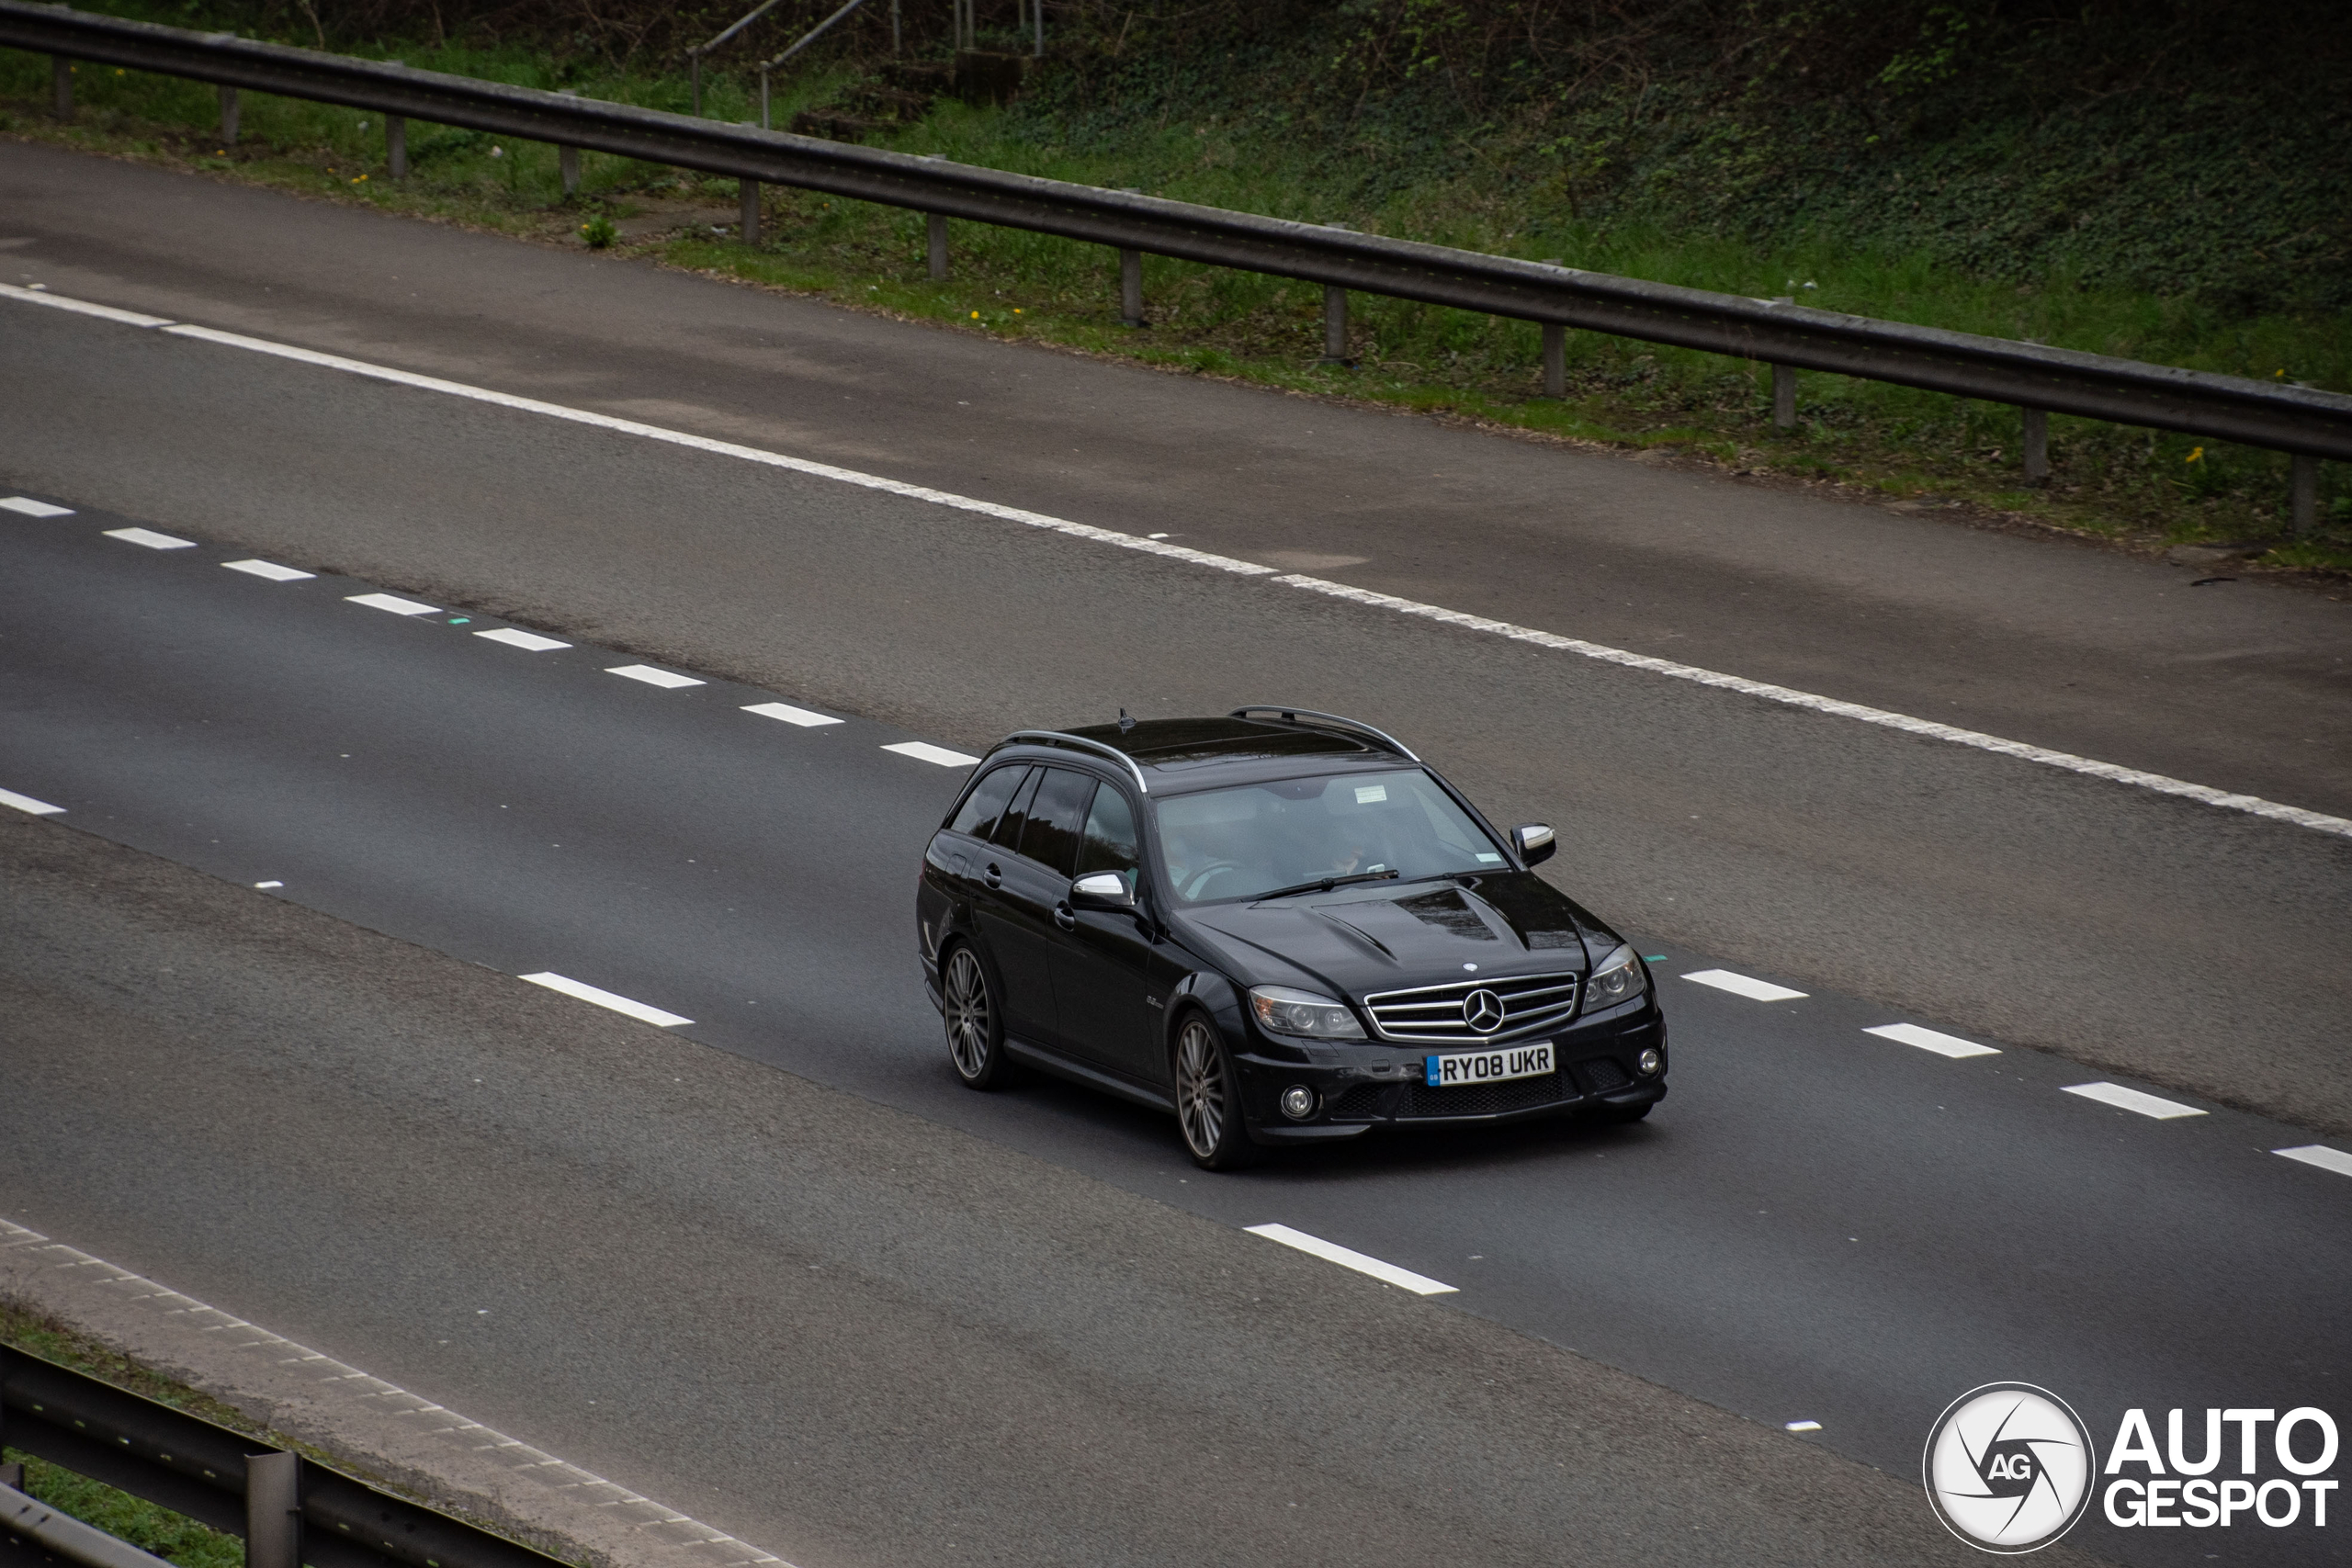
[1585,944,1648,1010]
[1249,986,1366,1040]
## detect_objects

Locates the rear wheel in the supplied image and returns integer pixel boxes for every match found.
[943,945,1013,1089]
[1173,1013,1258,1169]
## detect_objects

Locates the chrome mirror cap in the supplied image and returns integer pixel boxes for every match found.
[1512,823,1556,865]
[1071,871,1134,905]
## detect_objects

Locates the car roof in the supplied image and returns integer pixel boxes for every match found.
[991,716,1416,794]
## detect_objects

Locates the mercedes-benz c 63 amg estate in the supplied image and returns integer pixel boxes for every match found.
[914,708,1667,1168]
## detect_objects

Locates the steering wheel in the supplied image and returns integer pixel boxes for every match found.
[1181,861,1243,899]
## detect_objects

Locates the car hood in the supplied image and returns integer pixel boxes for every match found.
[1177,873,1607,998]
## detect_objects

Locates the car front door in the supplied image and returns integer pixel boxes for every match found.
[1046,782,1159,1082]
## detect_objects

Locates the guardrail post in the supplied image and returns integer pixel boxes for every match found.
[218,85,239,146]
[555,89,581,194]
[51,56,71,120]
[740,179,761,245]
[2291,453,2318,536]
[244,1452,300,1568]
[1771,364,1796,431]
[1322,286,1348,364]
[927,212,948,279]
[384,116,407,177]
[891,0,901,54]
[2021,407,2050,484]
[1119,249,1143,326]
[1543,322,1566,398]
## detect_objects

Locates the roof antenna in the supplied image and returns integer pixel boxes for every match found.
[1118,707,1136,733]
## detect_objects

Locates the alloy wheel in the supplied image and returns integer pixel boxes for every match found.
[1175,1017,1226,1157]
[944,948,992,1081]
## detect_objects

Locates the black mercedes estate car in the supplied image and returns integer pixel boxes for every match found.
[915,709,1667,1168]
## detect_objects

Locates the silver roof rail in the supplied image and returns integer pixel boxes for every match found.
[1002,729,1150,795]
[1227,706,1419,761]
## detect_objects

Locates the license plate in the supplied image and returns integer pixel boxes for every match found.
[1425,1042,1554,1087]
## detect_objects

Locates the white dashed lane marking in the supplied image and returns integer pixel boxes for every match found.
[884,741,980,766]
[743,702,843,728]
[104,526,196,550]
[1245,1224,1458,1296]
[1784,1420,1824,1433]
[476,627,571,651]
[1,496,74,517]
[606,664,705,689]
[1682,969,1808,1003]
[519,972,693,1028]
[2274,1145,2352,1179]
[2063,1082,2207,1120]
[346,592,443,616]
[1864,1022,1999,1059]
[0,788,66,817]
[222,558,316,581]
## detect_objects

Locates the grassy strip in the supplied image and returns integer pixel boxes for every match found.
[3,27,2346,579]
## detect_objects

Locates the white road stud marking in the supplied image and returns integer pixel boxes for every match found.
[2062,1082,2207,1120]
[606,663,704,689]
[519,972,693,1028]
[345,592,443,616]
[0,787,66,816]
[13,281,2346,842]
[2274,1145,2352,1179]
[222,558,316,581]
[743,702,843,728]
[1785,1420,1824,1433]
[104,526,197,550]
[883,741,980,766]
[1864,1022,1999,1059]
[476,627,571,651]
[1,496,74,517]
[1246,1224,1458,1295]
[1683,969,1808,1002]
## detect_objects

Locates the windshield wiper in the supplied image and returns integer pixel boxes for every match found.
[1251,868,1401,902]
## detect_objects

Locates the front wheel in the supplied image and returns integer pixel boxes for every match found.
[942,945,1014,1089]
[1173,1013,1258,1170]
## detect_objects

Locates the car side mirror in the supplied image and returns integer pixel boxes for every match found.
[1511,824,1556,866]
[1069,871,1135,908]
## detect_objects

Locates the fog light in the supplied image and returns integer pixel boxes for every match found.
[1637,1047,1663,1077]
[1279,1085,1317,1121]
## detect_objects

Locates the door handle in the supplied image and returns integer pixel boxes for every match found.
[983,863,1002,889]
[1053,901,1077,931]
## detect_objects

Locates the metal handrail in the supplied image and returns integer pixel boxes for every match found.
[1003,729,1150,794]
[1228,708,1419,761]
[4,3,2348,475]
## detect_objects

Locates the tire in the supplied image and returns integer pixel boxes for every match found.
[1172,1011,1259,1170]
[942,944,1014,1089]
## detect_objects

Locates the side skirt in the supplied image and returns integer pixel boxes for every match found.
[1003,1035,1176,1114]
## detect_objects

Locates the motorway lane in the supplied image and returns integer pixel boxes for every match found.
[4,498,2346,1567]
[2,139,2348,818]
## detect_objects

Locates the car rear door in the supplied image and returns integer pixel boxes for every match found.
[1046,782,1159,1082]
[976,766,1089,1045]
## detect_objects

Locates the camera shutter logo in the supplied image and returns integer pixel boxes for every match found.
[1462,988,1504,1034]
[1924,1383,2096,1552]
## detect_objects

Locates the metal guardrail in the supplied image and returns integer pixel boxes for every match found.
[0,1347,565,1568]
[1,1,2342,521]
[3,1468,175,1568]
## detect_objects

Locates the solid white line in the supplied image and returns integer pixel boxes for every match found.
[606,663,704,688]
[104,526,197,550]
[1,496,74,517]
[222,558,316,581]
[1244,1224,1458,1295]
[1682,969,1808,1002]
[883,741,980,766]
[0,788,66,816]
[1864,1022,2000,1059]
[2273,1145,2352,1178]
[13,282,2346,842]
[0,281,173,327]
[743,702,843,728]
[476,627,571,651]
[518,972,693,1028]
[2063,1082,2207,1120]
[346,592,442,616]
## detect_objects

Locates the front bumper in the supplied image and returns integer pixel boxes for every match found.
[1235,1004,1668,1141]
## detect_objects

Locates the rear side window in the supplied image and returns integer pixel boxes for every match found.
[992,767,1046,850]
[949,765,1029,840]
[1018,768,1098,877]
[1076,786,1141,892]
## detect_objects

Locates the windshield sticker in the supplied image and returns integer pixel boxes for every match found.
[1354,784,1388,804]
[1476,852,1503,863]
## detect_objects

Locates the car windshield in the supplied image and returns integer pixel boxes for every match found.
[1153,769,1509,905]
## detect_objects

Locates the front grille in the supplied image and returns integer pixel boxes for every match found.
[1577,1055,1631,1093]
[1399,1071,1577,1118]
[1327,1083,1390,1120]
[1363,971,1579,1043]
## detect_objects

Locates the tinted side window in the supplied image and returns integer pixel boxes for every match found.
[1018,768,1097,877]
[990,767,1045,850]
[949,765,1029,840]
[1076,786,1141,892]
